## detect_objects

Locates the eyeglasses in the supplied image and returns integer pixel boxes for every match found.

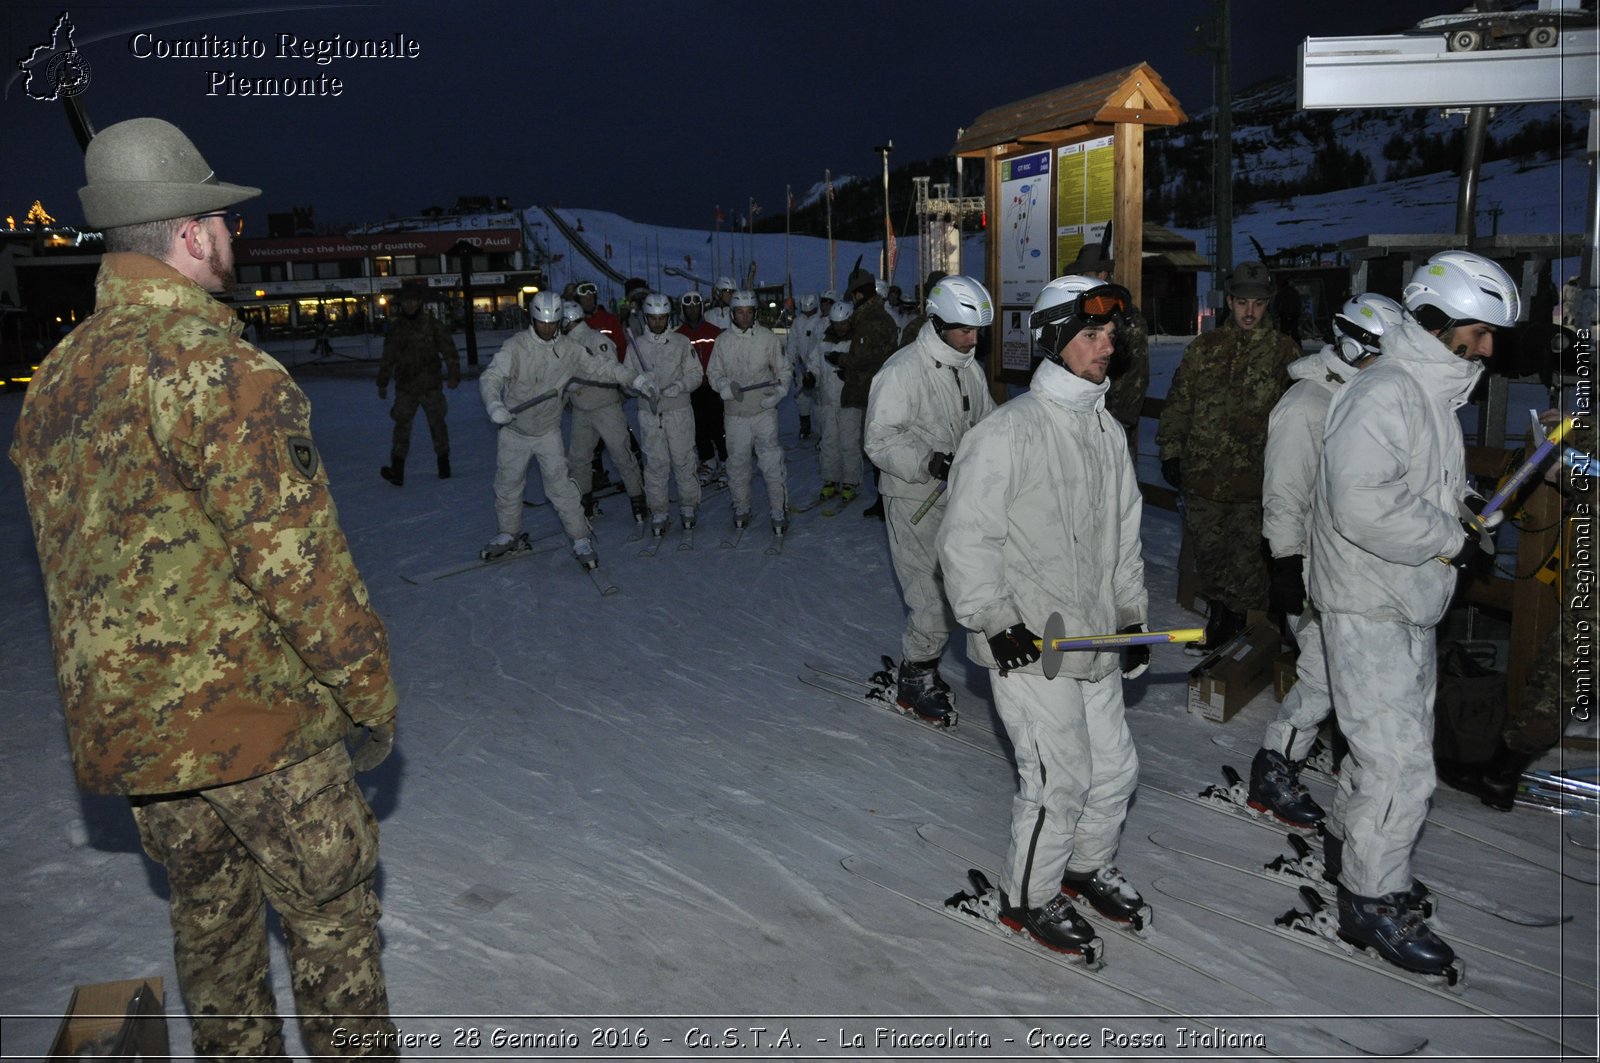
[194,211,244,236]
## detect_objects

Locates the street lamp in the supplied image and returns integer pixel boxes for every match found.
[450,239,480,366]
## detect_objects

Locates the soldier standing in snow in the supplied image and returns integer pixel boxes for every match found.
[705,275,737,329]
[679,290,727,483]
[1157,260,1299,654]
[806,300,858,504]
[786,292,824,440]
[706,289,792,537]
[376,282,459,485]
[1245,293,1406,828]
[939,276,1151,957]
[841,266,900,520]
[632,293,704,535]
[1309,251,1520,979]
[479,291,656,570]
[1063,244,1148,460]
[864,276,997,723]
[10,117,399,1058]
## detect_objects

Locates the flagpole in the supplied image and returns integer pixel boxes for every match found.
[825,169,835,291]
[714,205,722,282]
[785,184,793,309]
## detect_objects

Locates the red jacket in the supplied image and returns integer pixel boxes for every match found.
[678,319,722,374]
[586,306,628,361]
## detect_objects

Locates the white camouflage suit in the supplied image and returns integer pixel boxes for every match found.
[939,360,1147,910]
[631,326,703,521]
[1260,344,1369,760]
[706,321,792,519]
[786,307,824,419]
[564,319,645,499]
[479,327,640,542]
[865,321,996,663]
[1308,319,1482,899]
[804,331,860,488]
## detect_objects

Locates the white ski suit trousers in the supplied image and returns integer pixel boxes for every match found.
[885,495,956,663]
[568,401,643,498]
[494,427,588,541]
[819,405,864,488]
[992,669,1139,910]
[724,408,787,518]
[640,405,701,519]
[1321,610,1437,898]
[1260,603,1332,761]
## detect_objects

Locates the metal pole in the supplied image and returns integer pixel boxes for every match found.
[876,141,894,278]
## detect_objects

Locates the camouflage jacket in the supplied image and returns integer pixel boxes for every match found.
[1104,304,1149,431]
[840,294,899,408]
[9,253,398,795]
[1155,320,1298,502]
[377,310,459,393]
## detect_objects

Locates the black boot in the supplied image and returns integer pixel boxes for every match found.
[581,492,597,519]
[1186,600,1244,656]
[798,415,812,440]
[380,456,405,486]
[437,452,451,479]
[1479,742,1537,812]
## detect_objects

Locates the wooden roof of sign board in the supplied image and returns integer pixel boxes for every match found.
[953,63,1186,157]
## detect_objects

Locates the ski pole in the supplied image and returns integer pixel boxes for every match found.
[909,482,945,526]
[1034,611,1204,679]
[507,388,560,415]
[738,379,780,394]
[1438,413,1575,563]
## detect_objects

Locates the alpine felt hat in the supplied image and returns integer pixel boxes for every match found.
[79,117,260,229]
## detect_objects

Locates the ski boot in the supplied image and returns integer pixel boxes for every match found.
[1247,748,1326,828]
[1336,885,1459,979]
[771,514,789,536]
[572,537,599,570]
[380,456,405,486]
[629,494,648,526]
[819,482,839,500]
[1321,834,1434,918]
[1059,866,1152,932]
[580,492,599,519]
[1185,599,1244,657]
[650,514,669,538]
[1000,892,1099,956]
[895,659,955,725]
[861,496,885,520]
[480,531,529,561]
[681,507,697,531]
[698,458,722,487]
[839,484,857,502]
[437,452,451,479]
[732,509,752,530]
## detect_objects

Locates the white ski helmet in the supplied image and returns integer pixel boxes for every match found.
[642,292,672,317]
[730,289,758,309]
[1332,292,1407,366]
[925,275,994,330]
[1030,275,1130,359]
[820,289,840,304]
[799,293,819,313]
[715,276,736,292]
[1402,250,1520,330]
[530,290,564,323]
[828,301,853,324]
[559,299,585,324]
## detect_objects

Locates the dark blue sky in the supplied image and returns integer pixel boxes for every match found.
[4,0,1459,233]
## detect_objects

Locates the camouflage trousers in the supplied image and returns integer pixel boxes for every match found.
[1182,494,1268,613]
[389,388,449,460]
[131,742,394,1061]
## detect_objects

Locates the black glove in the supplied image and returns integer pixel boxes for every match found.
[834,368,846,381]
[928,451,954,480]
[988,623,1042,674]
[802,371,816,389]
[1120,624,1150,680]
[1160,457,1182,490]
[824,350,841,366]
[1267,554,1307,615]
[348,722,395,772]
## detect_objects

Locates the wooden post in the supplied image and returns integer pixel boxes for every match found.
[1112,123,1144,307]
[985,149,1006,405]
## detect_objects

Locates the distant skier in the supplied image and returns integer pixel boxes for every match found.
[804,300,857,505]
[631,293,703,535]
[1246,293,1405,828]
[678,290,727,483]
[478,291,656,569]
[1309,250,1519,979]
[706,290,791,538]
[939,275,1151,956]
[785,292,824,440]
[561,300,647,527]
[376,283,460,485]
[864,275,997,722]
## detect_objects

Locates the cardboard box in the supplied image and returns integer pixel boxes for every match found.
[49,977,168,1061]
[1186,620,1281,723]
[1273,649,1300,702]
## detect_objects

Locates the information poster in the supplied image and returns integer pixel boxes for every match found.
[1055,135,1115,271]
[1000,306,1034,374]
[997,150,1052,307]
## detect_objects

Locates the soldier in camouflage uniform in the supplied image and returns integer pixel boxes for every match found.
[1064,245,1148,459]
[841,265,901,518]
[9,118,399,1060]
[1156,261,1299,652]
[377,282,460,485]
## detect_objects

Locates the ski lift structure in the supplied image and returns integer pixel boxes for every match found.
[1299,0,1597,712]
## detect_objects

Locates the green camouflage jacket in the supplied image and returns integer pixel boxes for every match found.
[841,294,899,408]
[10,253,398,795]
[1105,305,1150,431]
[377,310,459,393]
[1155,319,1299,502]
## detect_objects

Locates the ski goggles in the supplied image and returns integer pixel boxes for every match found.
[1031,283,1131,331]
[681,291,703,305]
[575,281,599,297]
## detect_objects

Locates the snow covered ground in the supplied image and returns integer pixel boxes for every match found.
[2,328,1596,1060]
